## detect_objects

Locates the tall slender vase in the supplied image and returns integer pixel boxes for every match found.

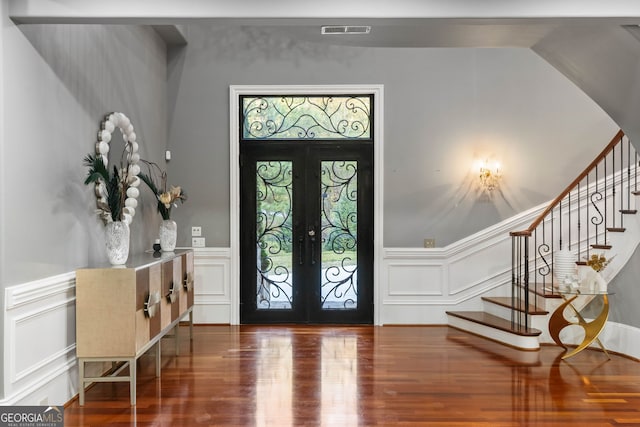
[105,221,130,265]
[159,219,177,252]
[554,249,576,283]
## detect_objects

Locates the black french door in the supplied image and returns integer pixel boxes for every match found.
[240,142,373,323]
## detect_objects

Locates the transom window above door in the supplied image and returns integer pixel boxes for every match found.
[241,95,372,140]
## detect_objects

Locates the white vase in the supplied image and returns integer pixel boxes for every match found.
[580,268,608,293]
[105,221,130,265]
[554,249,576,283]
[159,219,177,252]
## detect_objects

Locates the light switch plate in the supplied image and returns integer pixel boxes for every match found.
[192,237,205,248]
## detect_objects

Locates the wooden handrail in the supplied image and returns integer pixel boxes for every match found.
[509,129,626,237]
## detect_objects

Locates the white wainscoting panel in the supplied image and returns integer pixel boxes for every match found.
[193,247,231,324]
[3,272,77,406]
[447,238,511,295]
[0,247,232,406]
[600,322,640,360]
[387,262,443,296]
[381,219,517,324]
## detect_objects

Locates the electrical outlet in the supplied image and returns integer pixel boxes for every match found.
[191,226,202,237]
[424,238,436,248]
[192,237,205,248]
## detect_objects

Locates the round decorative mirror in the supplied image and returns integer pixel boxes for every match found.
[90,112,141,225]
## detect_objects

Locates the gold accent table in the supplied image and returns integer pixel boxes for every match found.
[548,291,611,360]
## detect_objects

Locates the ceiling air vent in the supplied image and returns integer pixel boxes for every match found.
[321,25,371,35]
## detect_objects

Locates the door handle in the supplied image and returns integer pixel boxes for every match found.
[308,228,316,265]
[298,236,305,265]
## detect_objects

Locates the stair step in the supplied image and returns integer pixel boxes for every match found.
[521,284,563,299]
[591,244,612,249]
[446,311,542,337]
[632,190,640,196]
[607,227,626,232]
[482,297,548,315]
[576,261,588,266]
[620,209,637,214]
[446,331,541,366]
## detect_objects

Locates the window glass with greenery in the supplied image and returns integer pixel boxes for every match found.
[241,96,371,140]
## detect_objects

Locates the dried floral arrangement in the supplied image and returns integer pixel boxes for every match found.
[139,160,187,220]
[585,253,614,272]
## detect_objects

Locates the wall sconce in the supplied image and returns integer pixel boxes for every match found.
[479,160,502,192]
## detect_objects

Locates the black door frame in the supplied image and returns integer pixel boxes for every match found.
[240,141,374,323]
[229,85,383,326]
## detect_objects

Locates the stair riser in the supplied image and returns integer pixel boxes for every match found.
[514,286,554,305]
[531,315,553,344]
[484,300,532,324]
[447,316,540,350]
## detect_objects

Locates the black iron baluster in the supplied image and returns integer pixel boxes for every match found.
[620,137,624,223]
[604,156,608,243]
[577,184,582,263]
[610,146,615,230]
[551,209,555,290]
[533,229,538,294]
[589,164,602,249]
[511,235,516,328]
[634,140,637,196]
[559,194,563,251]
[568,191,572,251]
[523,236,530,330]
[627,137,632,212]
[585,173,589,261]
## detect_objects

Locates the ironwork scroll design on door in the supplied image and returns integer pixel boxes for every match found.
[256,161,293,309]
[321,160,358,309]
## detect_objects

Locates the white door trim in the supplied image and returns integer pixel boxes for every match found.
[229,85,384,324]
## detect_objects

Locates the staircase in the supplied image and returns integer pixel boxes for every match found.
[447,130,639,350]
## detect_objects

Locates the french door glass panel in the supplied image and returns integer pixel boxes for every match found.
[321,161,358,310]
[256,161,293,310]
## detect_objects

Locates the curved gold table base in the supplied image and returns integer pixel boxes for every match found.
[548,294,610,360]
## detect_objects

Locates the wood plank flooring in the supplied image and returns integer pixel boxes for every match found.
[65,325,640,426]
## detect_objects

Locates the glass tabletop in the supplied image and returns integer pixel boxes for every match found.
[556,288,614,296]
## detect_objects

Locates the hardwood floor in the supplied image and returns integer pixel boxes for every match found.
[65,325,640,426]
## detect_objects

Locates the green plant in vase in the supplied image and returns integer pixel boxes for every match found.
[84,153,139,224]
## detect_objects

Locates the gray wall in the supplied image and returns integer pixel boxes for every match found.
[607,244,640,327]
[534,25,640,147]
[534,25,640,328]
[0,0,6,401]
[167,24,617,249]
[0,22,168,288]
[0,17,169,398]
